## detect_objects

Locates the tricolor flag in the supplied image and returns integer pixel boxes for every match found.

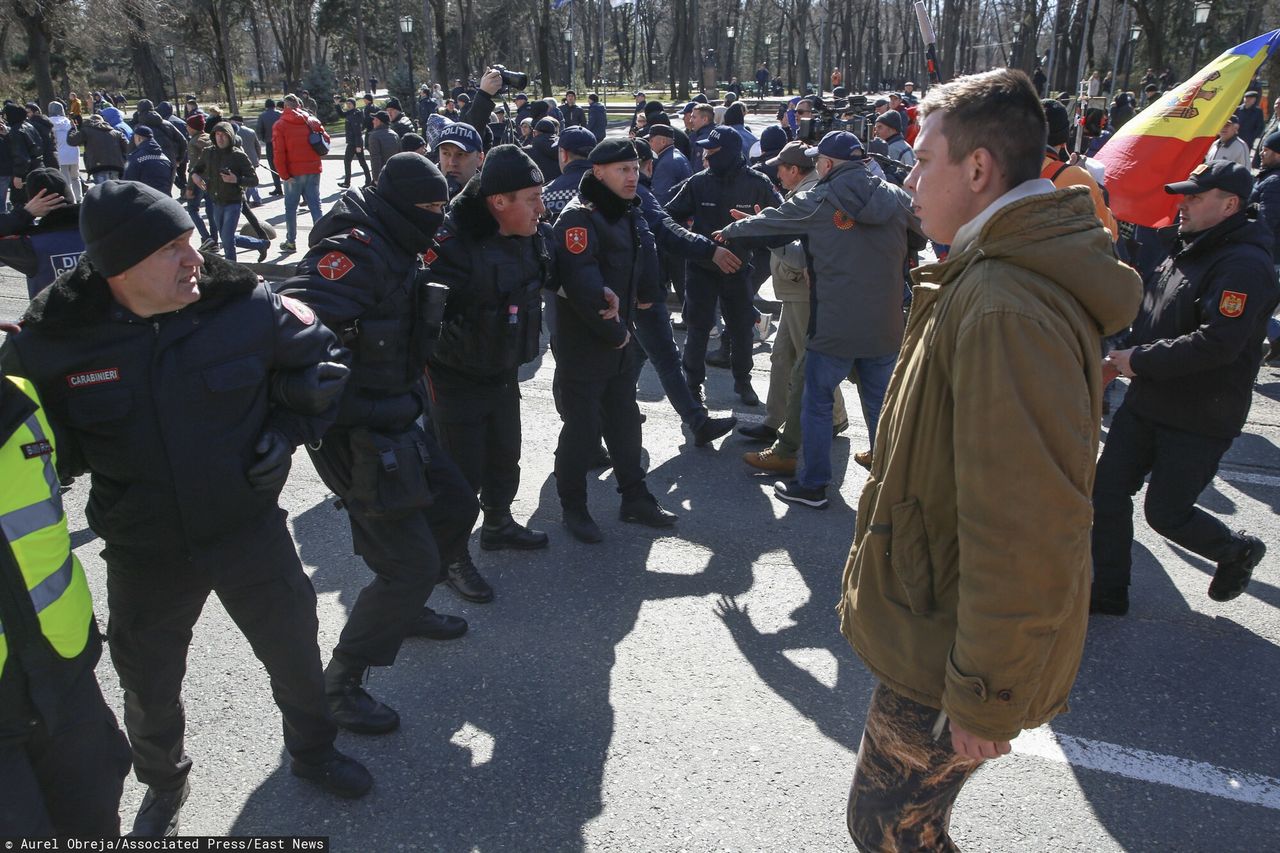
[1098,30,1280,228]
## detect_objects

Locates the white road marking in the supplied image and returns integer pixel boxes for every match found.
[1217,467,1280,488]
[1014,727,1280,810]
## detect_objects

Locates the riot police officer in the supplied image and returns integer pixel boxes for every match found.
[665,126,782,406]
[552,139,677,542]
[276,153,484,734]
[427,145,551,551]
[2,180,371,836]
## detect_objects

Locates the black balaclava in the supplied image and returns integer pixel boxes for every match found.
[376,153,450,246]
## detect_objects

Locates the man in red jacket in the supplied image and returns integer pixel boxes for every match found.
[272,94,329,252]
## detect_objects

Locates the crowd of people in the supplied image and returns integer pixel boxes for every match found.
[0,61,1276,850]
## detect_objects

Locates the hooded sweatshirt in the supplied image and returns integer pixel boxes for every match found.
[47,102,79,167]
[193,122,259,205]
[840,185,1142,742]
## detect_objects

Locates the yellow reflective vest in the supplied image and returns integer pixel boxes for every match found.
[0,375,93,677]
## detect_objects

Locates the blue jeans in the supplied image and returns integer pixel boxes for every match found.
[798,349,897,490]
[186,188,212,241]
[283,173,322,242]
[91,170,121,186]
[210,201,268,263]
[630,300,707,427]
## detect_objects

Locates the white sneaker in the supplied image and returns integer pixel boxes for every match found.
[753,313,773,342]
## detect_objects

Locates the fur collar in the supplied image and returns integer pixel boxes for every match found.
[446,176,499,239]
[579,171,638,223]
[21,250,258,329]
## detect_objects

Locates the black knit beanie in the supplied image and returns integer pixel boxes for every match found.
[80,180,195,277]
[478,145,544,196]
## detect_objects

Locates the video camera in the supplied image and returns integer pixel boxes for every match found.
[796,94,875,143]
[491,65,529,94]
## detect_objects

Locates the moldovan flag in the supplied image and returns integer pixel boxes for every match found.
[1098,29,1280,228]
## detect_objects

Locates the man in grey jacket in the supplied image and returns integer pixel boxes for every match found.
[739,141,848,473]
[366,111,400,182]
[718,131,923,509]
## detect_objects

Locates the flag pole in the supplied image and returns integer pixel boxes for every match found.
[914,1,943,85]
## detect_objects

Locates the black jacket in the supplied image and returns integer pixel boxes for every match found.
[664,157,782,273]
[276,187,436,430]
[460,89,498,151]
[4,116,43,179]
[427,177,552,383]
[131,107,186,166]
[1249,164,1280,261]
[551,172,662,380]
[0,253,345,574]
[27,114,58,169]
[523,134,561,180]
[342,107,365,146]
[1126,212,1279,438]
[561,103,586,128]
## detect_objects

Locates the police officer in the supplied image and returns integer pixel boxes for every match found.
[665,125,782,407]
[553,139,677,542]
[0,367,131,836]
[1092,162,1280,615]
[277,154,486,736]
[542,126,597,221]
[1,180,370,836]
[427,145,551,551]
[436,123,486,199]
[0,169,85,298]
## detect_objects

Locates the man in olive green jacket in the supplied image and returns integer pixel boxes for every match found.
[840,69,1142,852]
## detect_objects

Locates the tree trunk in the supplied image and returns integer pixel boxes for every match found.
[117,0,168,102]
[430,0,449,86]
[13,0,57,106]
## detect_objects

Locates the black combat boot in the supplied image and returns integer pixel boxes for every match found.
[290,748,373,798]
[1209,533,1265,602]
[563,506,603,543]
[403,607,468,640]
[480,510,549,551]
[323,657,400,735]
[130,781,189,837]
[619,492,678,528]
[442,553,494,603]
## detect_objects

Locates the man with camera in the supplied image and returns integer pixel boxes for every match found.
[276,153,481,736]
[458,66,530,153]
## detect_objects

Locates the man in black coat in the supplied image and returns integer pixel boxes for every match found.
[1235,91,1265,151]
[1093,162,1280,615]
[427,146,553,552]
[561,91,587,128]
[4,102,44,204]
[0,180,372,836]
[338,98,371,188]
[277,154,485,734]
[551,139,677,542]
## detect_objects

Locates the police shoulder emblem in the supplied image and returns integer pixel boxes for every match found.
[833,210,856,230]
[1219,290,1247,318]
[317,251,355,281]
[565,227,589,254]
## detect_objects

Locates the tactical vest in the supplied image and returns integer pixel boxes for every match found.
[25,227,86,298]
[0,376,94,677]
[432,232,550,376]
[343,262,448,394]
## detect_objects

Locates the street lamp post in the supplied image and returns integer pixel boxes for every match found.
[1011,21,1021,69]
[1190,1,1211,73]
[726,26,734,82]
[163,45,177,104]
[565,27,574,90]
[399,16,415,95]
[1124,25,1142,92]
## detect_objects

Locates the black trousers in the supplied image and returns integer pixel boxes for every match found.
[682,266,756,385]
[1092,403,1238,590]
[0,668,132,836]
[553,368,647,509]
[263,143,282,191]
[430,375,522,516]
[309,424,479,668]
[104,530,337,791]
[343,144,370,182]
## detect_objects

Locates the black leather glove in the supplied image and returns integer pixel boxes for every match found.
[270,362,350,414]
[247,430,293,492]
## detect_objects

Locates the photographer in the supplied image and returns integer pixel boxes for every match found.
[460,66,530,152]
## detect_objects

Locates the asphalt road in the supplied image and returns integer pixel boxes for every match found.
[2,114,1278,851]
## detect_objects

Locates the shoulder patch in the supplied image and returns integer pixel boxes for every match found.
[422,248,438,265]
[349,228,372,245]
[317,251,355,281]
[1219,290,1247,318]
[833,210,856,230]
[565,226,589,255]
[280,295,316,325]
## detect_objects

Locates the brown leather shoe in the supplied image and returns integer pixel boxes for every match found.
[854,450,872,470]
[743,447,797,475]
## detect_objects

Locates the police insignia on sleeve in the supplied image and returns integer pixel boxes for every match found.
[422,249,438,265]
[566,227,589,254]
[1219,290,1246,318]
[317,251,355,281]
[833,210,856,230]
[280,295,316,325]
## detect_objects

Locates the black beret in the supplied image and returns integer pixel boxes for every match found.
[588,138,638,165]
[479,144,545,196]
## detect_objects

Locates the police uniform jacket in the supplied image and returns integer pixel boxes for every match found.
[0,206,86,298]
[663,156,782,274]
[587,103,607,142]
[652,145,692,206]
[636,175,716,263]
[543,157,592,222]
[428,176,552,385]
[277,187,437,431]
[1126,211,1279,438]
[552,172,662,381]
[0,253,346,574]
[524,135,561,181]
